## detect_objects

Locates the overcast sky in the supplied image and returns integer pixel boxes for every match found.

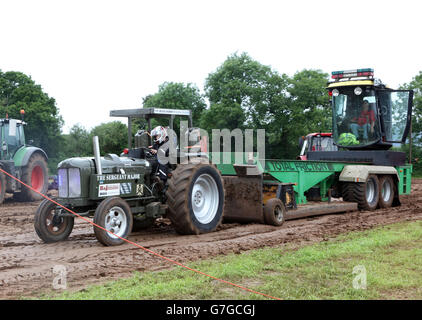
[1,0,421,133]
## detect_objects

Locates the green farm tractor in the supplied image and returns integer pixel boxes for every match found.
[0,116,49,204]
[34,108,225,246]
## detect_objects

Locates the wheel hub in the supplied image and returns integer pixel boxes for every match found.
[46,211,67,234]
[105,207,127,239]
[191,174,219,225]
[194,190,203,206]
[274,206,283,221]
[366,179,375,203]
[382,181,392,201]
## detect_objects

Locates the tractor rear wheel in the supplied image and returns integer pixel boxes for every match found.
[34,198,74,243]
[93,197,133,246]
[264,198,286,226]
[166,163,225,235]
[19,153,48,201]
[342,174,380,211]
[0,171,5,204]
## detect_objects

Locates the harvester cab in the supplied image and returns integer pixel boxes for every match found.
[328,68,413,150]
[308,69,414,166]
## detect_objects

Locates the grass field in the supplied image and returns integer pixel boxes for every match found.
[44,220,422,300]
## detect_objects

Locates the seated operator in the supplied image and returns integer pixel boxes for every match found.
[148,126,170,183]
[350,100,375,141]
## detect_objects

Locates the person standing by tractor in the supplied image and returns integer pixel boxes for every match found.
[350,100,375,141]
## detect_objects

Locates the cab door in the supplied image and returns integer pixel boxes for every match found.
[378,89,413,143]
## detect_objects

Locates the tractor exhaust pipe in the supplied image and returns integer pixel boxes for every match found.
[93,136,102,175]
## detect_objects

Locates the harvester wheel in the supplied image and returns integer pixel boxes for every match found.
[20,153,48,202]
[132,216,155,232]
[34,198,74,243]
[342,174,380,211]
[166,163,224,235]
[0,171,5,204]
[93,197,133,246]
[378,175,395,208]
[264,198,286,226]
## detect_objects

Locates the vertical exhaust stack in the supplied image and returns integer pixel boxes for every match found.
[93,136,102,175]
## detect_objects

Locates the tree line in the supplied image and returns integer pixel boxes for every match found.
[1,53,422,174]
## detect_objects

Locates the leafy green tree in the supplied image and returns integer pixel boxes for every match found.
[201,53,330,159]
[277,69,331,158]
[90,121,128,155]
[0,70,63,156]
[62,124,92,157]
[401,71,422,139]
[203,52,285,130]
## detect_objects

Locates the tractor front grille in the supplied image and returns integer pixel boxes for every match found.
[58,168,81,198]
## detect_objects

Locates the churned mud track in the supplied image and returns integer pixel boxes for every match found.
[1,182,422,299]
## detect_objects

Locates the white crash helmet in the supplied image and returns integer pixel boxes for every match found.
[151,126,168,144]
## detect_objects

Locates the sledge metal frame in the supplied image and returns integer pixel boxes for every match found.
[214,153,412,205]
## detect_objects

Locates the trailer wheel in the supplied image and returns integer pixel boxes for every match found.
[343,174,380,211]
[0,171,5,204]
[20,153,49,201]
[166,163,224,235]
[34,198,74,243]
[93,197,133,246]
[264,198,286,226]
[378,175,395,208]
[132,216,155,232]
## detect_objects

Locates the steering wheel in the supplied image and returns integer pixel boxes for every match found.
[141,147,155,158]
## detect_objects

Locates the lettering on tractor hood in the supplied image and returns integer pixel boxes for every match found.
[96,173,141,182]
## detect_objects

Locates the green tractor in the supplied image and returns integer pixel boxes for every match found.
[34,108,225,246]
[0,115,49,204]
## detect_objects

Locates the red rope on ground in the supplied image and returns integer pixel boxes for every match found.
[0,167,281,300]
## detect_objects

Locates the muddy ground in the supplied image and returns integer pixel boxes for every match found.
[1,180,422,299]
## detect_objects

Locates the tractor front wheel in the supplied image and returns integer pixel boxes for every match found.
[19,153,48,201]
[93,197,133,246]
[34,198,74,243]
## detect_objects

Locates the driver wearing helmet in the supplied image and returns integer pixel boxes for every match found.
[149,126,170,182]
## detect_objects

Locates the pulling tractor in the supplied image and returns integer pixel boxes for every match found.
[0,113,49,204]
[298,132,337,160]
[34,68,413,246]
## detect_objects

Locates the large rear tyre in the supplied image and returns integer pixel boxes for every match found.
[20,153,49,201]
[378,175,395,208]
[93,197,133,246]
[343,174,380,211]
[34,198,74,243]
[0,172,5,204]
[264,198,286,226]
[166,163,224,235]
